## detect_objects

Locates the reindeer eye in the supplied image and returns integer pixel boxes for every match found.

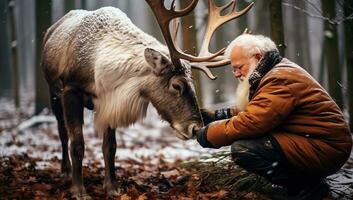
[172,83,181,91]
[169,78,185,96]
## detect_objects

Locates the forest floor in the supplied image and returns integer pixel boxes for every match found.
[1,99,353,200]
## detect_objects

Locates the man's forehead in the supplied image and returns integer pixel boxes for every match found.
[230,46,247,59]
[230,46,248,64]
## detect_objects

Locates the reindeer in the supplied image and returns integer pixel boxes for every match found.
[42,0,253,198]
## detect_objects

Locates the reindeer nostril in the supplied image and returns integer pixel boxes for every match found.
[188,123,198,138]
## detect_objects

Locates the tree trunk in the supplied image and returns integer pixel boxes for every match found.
[211,0,228,104]
[65,0,75,13]
[344,0,353,130]
[80,0,86,9]
[291,1,312,73]
[0,0,12,98]
[322,0,343,109]
[255,0,271,35]
[237,0,249,32]
[35,0,52,114]
[8,0,20,109]
[180,0,203,106]
[269,0,285,56]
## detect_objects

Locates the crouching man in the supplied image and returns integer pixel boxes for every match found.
[194,34,352,200]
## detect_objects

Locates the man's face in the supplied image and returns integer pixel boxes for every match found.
[230,46,261,81]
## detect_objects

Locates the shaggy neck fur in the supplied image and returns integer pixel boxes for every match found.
[93,45,161,134]
[91,14,168,133]
[93,76,151,134]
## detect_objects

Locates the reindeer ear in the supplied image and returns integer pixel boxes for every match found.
[144,48,173,76]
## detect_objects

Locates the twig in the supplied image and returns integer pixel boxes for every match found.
[282,1,353,25]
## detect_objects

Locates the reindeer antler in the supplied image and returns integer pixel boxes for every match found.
[145,0,225,70]
[145,0,254,79]
[190,0,254,79]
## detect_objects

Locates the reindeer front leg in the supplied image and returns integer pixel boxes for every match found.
[102,128,120,197]
[50,91,71,178]
[62,88,90,200]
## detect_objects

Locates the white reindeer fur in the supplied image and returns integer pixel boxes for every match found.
[47,7,171,134]
[92,7,171,134]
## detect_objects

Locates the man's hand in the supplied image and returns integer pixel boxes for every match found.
[200,108,234,126]
[200,108,216,126]
[194,125,216,148]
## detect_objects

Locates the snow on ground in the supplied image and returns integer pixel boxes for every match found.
[0,99,222,170]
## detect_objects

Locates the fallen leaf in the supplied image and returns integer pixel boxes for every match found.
[120,194,131,200]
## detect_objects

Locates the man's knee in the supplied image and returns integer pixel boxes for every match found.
[231,139,260,167]
[230,137,281,169]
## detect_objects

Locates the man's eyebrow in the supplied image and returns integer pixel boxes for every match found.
[232,64,243,69]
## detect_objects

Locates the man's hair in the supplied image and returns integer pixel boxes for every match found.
[225,34,278,58]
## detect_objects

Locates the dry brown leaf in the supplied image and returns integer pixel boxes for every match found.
[32,183,52,191]
[120,194,131,200]
[177,197,193,200]
[208,189,228,198]
[161,169,180,179]
[137,193,147,200]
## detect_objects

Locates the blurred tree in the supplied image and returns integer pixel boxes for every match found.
[212,0,227,104]
[0,1,12,98]
[269,0,285,56]
[65,0,75,13]
[237,0,249,32]
[288,1,312,73]
[35,0,52,114]
[8,0,20,109]
[255,0,271,35]
[180,0,203,106]
[344,0,353,130]
[80,0,86,9]
[146,0,163,42]
[322,0,343,109]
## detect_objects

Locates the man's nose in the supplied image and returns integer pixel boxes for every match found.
[233,70,242,78]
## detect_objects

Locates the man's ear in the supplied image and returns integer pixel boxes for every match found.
[254,53,262,61]
[144,48,173,76]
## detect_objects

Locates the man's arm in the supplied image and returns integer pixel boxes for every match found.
[196,80,297,148]
[201,107,241,126]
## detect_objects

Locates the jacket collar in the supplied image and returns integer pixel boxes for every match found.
[248,50,282,100]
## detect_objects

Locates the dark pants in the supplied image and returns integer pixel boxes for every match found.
[230,135,325,192]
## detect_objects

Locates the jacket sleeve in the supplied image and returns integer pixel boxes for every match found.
[206,79,297,148]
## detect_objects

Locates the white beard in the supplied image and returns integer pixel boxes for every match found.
[235,78,250,111]
[235,62,258,111]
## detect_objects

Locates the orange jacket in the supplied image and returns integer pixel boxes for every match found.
[207,58,352,175]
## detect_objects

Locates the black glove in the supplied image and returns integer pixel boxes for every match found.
[195,125,216,148]
[200,108,233,126]
[200,108,216,126]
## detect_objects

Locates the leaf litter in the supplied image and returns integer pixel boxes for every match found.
[1,99,352,199]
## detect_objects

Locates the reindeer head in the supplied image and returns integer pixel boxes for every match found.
[142,47,201,139]
[144,0,254,139]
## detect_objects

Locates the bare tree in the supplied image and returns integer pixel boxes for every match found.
[288,1,312,73]
[35,0,52,114]
[210,0,227,104]
[65,0,75,13]
[283,0,352,25]
[322,0,343,109]
[255,0,271,35]
[236,0,249,32]
[269,0,285,55]
[80,0,86,9]
[8,0,19,109]
[0,0,12,98]
[180,0,203,106]
[344,0,353,130]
